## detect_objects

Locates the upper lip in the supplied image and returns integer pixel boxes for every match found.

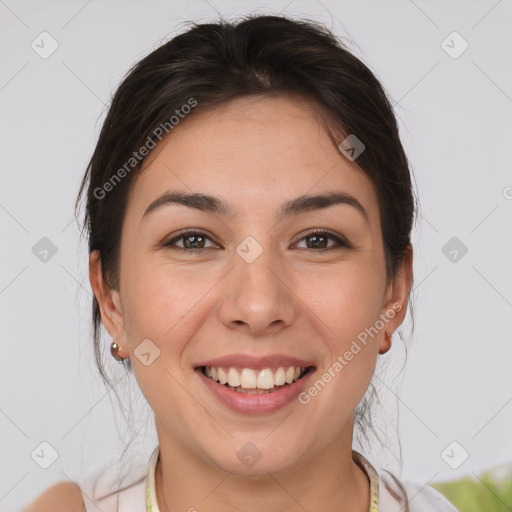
[195,354,316,370]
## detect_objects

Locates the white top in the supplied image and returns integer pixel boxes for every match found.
[80,445,460,512]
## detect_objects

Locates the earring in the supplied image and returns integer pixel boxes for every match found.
[111,340,124,363]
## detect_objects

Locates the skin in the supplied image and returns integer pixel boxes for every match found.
[90,95,413,512]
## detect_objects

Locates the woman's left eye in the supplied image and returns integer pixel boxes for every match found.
[294,231,351,250]
[163,230,351,251]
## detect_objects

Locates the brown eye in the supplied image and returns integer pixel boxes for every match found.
[295,231,352,250]
[164,230,217,250]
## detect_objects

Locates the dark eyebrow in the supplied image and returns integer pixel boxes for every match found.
[279,191,368,224]
[141,190,368,224]
[141,191,234,220]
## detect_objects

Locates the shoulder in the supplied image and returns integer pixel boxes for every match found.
[79,456,148,511]
[379,469,460,512]
[23,450,152,512]
[22,481,84,512]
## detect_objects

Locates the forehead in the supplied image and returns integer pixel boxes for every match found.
[126,95,379,225]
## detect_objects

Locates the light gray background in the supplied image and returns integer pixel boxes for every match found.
[1,0,511,510]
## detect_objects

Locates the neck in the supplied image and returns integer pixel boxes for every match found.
[154,422,370,512]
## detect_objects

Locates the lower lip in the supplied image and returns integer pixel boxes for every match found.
[196,368,315,415]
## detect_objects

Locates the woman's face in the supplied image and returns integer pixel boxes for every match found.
[91,95,411,475]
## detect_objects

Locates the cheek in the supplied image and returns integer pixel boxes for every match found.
[301,271,381,423]
[303,263,383,399]
[120,256,214,349]
[307,261,385,340]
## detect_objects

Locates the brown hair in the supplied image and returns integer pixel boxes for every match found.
[75,13,417,457]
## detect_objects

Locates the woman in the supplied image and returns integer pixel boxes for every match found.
[25,13,459,512]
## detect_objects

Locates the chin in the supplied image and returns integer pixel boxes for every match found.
[201,436,308,477]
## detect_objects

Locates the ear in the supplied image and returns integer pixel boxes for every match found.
[378,244,413,353]
[89,250,129,358]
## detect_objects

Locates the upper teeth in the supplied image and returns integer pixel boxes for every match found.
[203,366,306,389]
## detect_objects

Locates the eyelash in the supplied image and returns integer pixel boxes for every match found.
[162,229,353,252]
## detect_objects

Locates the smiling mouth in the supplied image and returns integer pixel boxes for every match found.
[200,365,314,394]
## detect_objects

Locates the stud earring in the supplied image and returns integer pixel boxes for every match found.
[111,340,124,363]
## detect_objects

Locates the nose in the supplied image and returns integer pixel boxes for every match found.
[218,246,297,337]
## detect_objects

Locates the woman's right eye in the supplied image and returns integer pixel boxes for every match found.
[163,230,218,251]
